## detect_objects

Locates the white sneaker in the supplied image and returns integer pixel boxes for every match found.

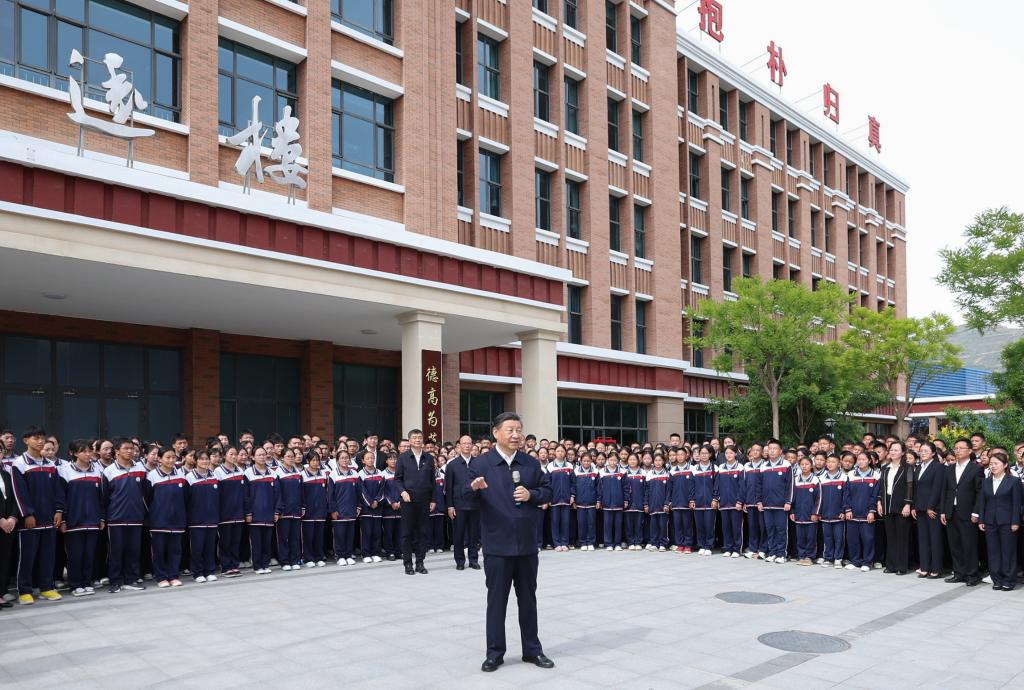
[982,575,993,584]
[820,561,831,568]
[195,576,207,583]
[282,565,292,572]
[757,552,766,559]
[84,586,95,595]
[606,546,614,551]
[873,562,883,570]
[305,562,316,569]
[1,593,15,603]
[317,560,326,567]
[815,557,825,565]
[658,546,667,552]
[834,560,844,569]
[743,551,755,559]
[722,551,732,558]
[157,580,170,588]
[372,555,383,563]
[207,575,218,582]
[363,557,373,564]
[72,587,87,597]
[845,564,857,570]
[861,565,870,573]
[345,558,356,566]
[776,557,787,564]
[731,552,740,558]
[338,558,347,566]
[614,546,623,551]
[764,555,776,563]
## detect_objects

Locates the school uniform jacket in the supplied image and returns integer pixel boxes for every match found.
[975,475,1022,527]
[572,466,599,508]
[759,459,794,509]
[622,468,646,512]
[669,463,695,508]
[328,468,361,521]
[57,461,104,531]
[274,466,304,519]
[430,469,446,516]
[243,466,277,526]
[300,468,329,521]
[691,463,717,510]
[146,468,188,533]
[847,468,880,521]
[817,470,850,522]
[715,462,745,510]
[185,469,220,528]
[10,453,61,528]
[742,461,764,506]
[214,464,246,524]
[791,473,822,523]
[358,468,386,516]
[546,461,574,507]
[644,469,670,514]
[103,461,149,527]
[381,468,402,517]
[597,467,625,509]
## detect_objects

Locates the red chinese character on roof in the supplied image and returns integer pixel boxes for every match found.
[822,83,840,124]
[868,116,881,152]
[698,0,724,43]
[766,40,787,87]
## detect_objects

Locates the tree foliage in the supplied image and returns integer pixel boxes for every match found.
[939,405,1024,453]
[990,338,1024,409]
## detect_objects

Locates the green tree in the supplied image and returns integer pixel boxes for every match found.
[939,405,1024,452]
[990,338,1024,408]
[841,308,962,438]
[689,277,850,439]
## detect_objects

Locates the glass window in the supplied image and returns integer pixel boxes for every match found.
[568,285,583,345]
[719,90,729,130]
[456,139,465,207]
[479,150,502,216]
[788,199,797,238]
[631,109,644,162]
[771,192,780,232]
[630,15,642,65]
[566,180,582,239]
[477,34,500,100]
[221,353,298,444]
[689,152,701,199]
[559,398,647,445]
[740,178,750,219]
[741,251,752,278]
[532,0,548,11]
[635,300,646,354]
[334,363,398,441]
[533,60,550,122]
[535,169,551,230]
[610,295,623,350]
[219,38,297,142]
[811,210,820,248]
[331,0,393,45]
[687,69,699,113]
[691,235,703,284]
[455,20,465,86]
[684,408,712,443]
[460,390,505,441]
[1,0,181,121]
[786,129,794,165]
[607,97,620,152]
[633,204,645,258]
[770,122,778,157]
[564,0,578,29]
[331,81,395,181]
[564,76,579,135]
[691,322,705,369]
[721,168,731,213]
[609,195,621,252]
[739,101,748,141]
[723,246,734,292]
[605,0,617,53]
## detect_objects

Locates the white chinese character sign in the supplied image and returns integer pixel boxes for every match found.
[225,95,266,193]
[66,49,154,167]
[226,98,307,203]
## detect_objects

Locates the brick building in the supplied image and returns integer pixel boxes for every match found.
[0,0,908,447]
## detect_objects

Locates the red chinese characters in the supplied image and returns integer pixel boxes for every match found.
[766,40,787,87]
[698,0,725,43]
[822,83,840,124]
[868,116,881,152]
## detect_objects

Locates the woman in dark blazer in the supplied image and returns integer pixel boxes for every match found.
[977,453,1022,591]
[878,442,914,575]
[0,468,16,608]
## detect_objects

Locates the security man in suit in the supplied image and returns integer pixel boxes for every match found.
[468,412,554,673]
[445,435,481,570]
[394,429,435,575]
[941,438,983,586]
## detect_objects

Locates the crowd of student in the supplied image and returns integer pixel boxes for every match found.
[1,424,1022,610]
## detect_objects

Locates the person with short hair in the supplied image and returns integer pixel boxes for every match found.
[147,448,187,588]
[394,430,435,574]
[977,453,1022,591]
[57,440,104,597]
[244,447,278,575]
[10,426,63,604]
[214,447,246,578]
[185,450,219,583]
[299,452,329,568]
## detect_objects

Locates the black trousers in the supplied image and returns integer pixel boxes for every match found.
[948,509,980,579]
[0,529,13,596]
[985,524,1018,588]
[453,509,481,565]
[483,553,543,661]
[916,514,944,574]
[400,500,430,566]
[883,513,911,572]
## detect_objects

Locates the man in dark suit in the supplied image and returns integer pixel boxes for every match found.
[445,434,481,571]
[0,467,16,608]
[941,438,983,585]
[394,429,435,575]
[468,412,554,673]
[912,441,945,578]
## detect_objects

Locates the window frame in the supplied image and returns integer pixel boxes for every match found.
[477,33,501,101]
[687,69,699,113]
[568,285,583,345]
[719,90,729,131]
[635,300,647,354]
[631,109,644,162]
[479,150,502,216]
[610,295,623,351]
[535,168,552,230]
[533,59,550,122]
[564,76,580,135]
[566,180,582,240]
[605,0,618,53]
[331,0,394,46]
[564,0,578,29]
[633,203,646,258]
[689,152,702,200]
[219,37,298,141]
[629,14,642,65]
[330,80,395,182]
[609,195,621,252]
[721,167,732,213]
[607,97,621,152]
[690,235,703,284]
[740,177,750,220]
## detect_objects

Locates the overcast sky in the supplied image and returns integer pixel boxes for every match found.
[674,0,1024,321]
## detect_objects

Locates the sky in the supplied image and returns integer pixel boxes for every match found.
[673,0,1024,321]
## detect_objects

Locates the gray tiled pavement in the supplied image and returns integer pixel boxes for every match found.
[2,550,1023,689]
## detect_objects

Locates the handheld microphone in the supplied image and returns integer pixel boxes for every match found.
[512,470,523,506]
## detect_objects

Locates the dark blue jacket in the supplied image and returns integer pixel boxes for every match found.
[10,453,61,528]
[274,467,304,519]
[572,466,599,507]
[817,471,850,522]
[214,464,246,523]
[597,467,625,509]
[645,469,670,514]
[185,469,220,528]
[146,468,187,533]
[622,468,646,512]
[467,448,552,557]
[715,462,745,510]
[444,456,480,510]
[669,464,695,508]
[57,462,104,531]
[394,450,436,503]
[546,462,574,506]
[300,468,329,521]
[847,468,880,520]
[328,468,361,521]
[103,461,149,526]
[976,475,1022,527]
[244,467,277,526]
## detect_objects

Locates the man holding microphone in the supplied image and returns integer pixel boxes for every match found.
[469,412,554,673]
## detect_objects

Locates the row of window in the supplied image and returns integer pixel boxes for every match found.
[566,286,647,354]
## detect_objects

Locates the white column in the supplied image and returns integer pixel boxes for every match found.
[518,329,561,441]
[398,311,445,436]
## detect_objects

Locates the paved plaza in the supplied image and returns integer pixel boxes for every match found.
[2,550,1023,689]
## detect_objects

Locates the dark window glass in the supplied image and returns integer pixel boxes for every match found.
[771,192,779,232]
[690,235,703,284]
[332,80,395,181]
[723,246,734,292]
[566,180,582,239]
[564,0,578,29]
[103,344,143,389]
[788,199,796,238]
[635,300,646,354]
[564,76,579,135]
[719,90,729,130]
[739,101,748,141]
[477,34,500,100]
[221,353,298,444]
[455,21,465,85]
[786,129,794,165]
[770,122,778,157]
[632,109,644,162]
[687,69,699,113]
[741,251,752,278]
[334,363,398,441]
[533,0,548,11]
[630,15,641,65]
[607,97,620,152]
[691,322,705,369]
[456,139,465,206]
[721,168,731,213]
[460,390,504,441]
[605,0,617,52]
[533,60,550,121]
[684,408,712,443]
[331,0,394,45]
[740,178,750,219]
[480,150,502,216]
[811,210,819,248]
[610,295,623,350]
[535,169,551,230]
[825,216,834,253]
[689,152,701,199]
[609,195,621,252]
[559,397,647,445]
[633,204,645,258]
[568,285,583,344]
[219,38,297,142]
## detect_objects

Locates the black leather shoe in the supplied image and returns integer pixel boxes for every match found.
[522,654,555,669]
[945,575,964,583]
[404,566,415,575]
[456,564,465,571]
[1002,585,1015,591]
[468,562,481,570]
[965,578,979,587]
[481,658,503,672]
[415,563,428,574]
[992,584,1001,590]
[386,555,396,561]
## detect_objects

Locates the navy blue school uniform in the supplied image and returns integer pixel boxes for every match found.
[103,461,148,587]
[185,468,219,578]
[546,461,574,548]
[300,467,329,564]
[147,468,187,582]
[817,469,850,564]
[645,468,670,548]
[430,468,447,551]
[622,467,646,547]
[214,463,246,573]
[328,467,361,560]
[716,461,745,554]
[243,466,277,571]
[274,465,303,568]
[846,467,880,568]
[10,452,62,596]
[572,464,599,547]
[597,466,625,548]
[380,468,402,559]
[759,458,794,559]
[57,461,104,591]
[357,467,385,558]
[742,460,766,555]
[976,473,1023,589]
[691,463,717,551]
[669,463,696,550]
[791,472,822,560]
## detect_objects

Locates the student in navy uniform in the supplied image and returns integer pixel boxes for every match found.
[878,442,914,575]
[147,449,187,588]
[244,447,278,575]
[691,445,717,556]
[274,449,303,571]
[790,456,822,565]
[742,443,765,559]
[817,454,850,568]
[912,441,944,579]
[571,454,599,551]
[445,435,481,570]
[214,446,246,578]
[645,455,670,551]
[9,426,63,604]
[622,454,646,550]
[328,452,361,566]
[358,450,385,564]
[467,412,554,673]
[977,452,1022,591]
[597,455,625,551]
[845,451,880,572]
[0,457,16,608]
[758,439,793,563]
[381,454,402,561]
[57,440,104,597]
[716,446,745,558]
[429,462,446,552]
[185,450,220,583]
[299,451,329,568]
[545,447,574,551]
[669,449,696,553]
[103,438,148,593]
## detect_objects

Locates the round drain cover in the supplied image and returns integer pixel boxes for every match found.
[758,631,851,654]
[715,591,786,605]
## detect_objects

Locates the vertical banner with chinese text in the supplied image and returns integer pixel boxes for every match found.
[422,351,443,445]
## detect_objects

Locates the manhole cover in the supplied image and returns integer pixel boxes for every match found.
[758,631,851,654]
[715,591,786,605]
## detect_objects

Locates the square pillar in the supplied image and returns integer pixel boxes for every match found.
[398,311,445,436]
[182,328,220,444]
[648,396,685,445]
[301,340,334,439]
[518,329,561,441]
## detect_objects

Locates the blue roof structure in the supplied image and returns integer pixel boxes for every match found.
[914,367,996,398]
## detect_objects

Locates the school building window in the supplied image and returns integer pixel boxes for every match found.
[691,321,705,368]
[477,34,500,100]
[633,204,646,258]
[741,251,752,278]
[719,90,729,130]
[220,353,299,445]
[632,109,644,162]
[690,235,704,285]
[687,69,699,113]
[0,334,181,446]
[460,390,505,441]
[0,0,182,122]
[607,97,621,152]
[331,0,394,46]
[456,139,465,206]
[604,0,617,53]
[739,101,748,141]
[723,246,735,292]
[740,178,750,220]
[533,60,550,122]
[689,152,702,199]
[568,285,583,345]
[479,150,502,216]
[788,199,797,238]
[564,76,580,135]
[455,20,465,86]
[219,38,297,142]
[610,294,623,351]
[559,398,648,446]
[684,408,713,443]
[566,180,582,240]
[563,0,578,29]
[333,363,398,442]
[721,168,732,213]
[635,300,647,354]
[532,0,548,12]
[331,81,395,182]
[771,192,780,232]
[629,14,642,65]
[535,168,552,230]
[609,195,621,252]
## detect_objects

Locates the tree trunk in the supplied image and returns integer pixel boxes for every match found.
[770,392,781,439]
[896,399,910,439]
